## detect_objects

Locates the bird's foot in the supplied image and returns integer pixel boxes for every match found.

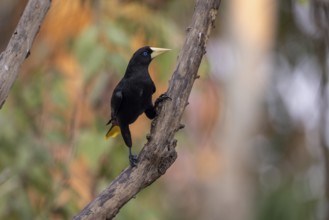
[155,93,172,108]
[129,154,138,167]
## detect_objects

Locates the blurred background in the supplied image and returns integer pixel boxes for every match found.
[0,0,328,219]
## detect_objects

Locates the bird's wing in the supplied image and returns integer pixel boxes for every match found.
[105,88,123,139]
[111,89,123,119]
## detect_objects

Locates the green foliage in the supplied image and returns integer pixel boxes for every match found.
[74,26,109,81]
[256,181,317,220]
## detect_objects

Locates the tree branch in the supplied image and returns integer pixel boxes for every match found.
[73,0,221,219]
[0,0,51,109]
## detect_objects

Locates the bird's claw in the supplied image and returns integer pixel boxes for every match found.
[155,93,172,108]
[129,154,138,167]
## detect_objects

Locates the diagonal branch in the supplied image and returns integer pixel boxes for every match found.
[0,0,51,109]
[73,0,221,219]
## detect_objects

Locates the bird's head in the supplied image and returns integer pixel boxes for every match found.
[130,46,171,66]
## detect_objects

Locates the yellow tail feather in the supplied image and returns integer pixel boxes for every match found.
[105,125,120,139]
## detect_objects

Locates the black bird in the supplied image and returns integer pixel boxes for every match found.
[106,46,171,167]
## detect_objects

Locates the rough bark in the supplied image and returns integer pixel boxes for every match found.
[73,0,221,219]
[0,0,51,109]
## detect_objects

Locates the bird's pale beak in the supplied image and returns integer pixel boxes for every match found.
[150,47,171,59]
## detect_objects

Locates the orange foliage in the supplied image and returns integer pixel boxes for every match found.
[41,0,92,46]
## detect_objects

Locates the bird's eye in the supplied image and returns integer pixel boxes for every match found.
[142,51,148,57]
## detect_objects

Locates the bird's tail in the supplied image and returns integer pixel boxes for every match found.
[105,124,121,139]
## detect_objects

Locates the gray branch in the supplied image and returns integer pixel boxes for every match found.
[73,0,221,219]
[0,0,51,108]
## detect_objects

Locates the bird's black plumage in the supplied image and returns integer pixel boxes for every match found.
[106,46,170,167]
